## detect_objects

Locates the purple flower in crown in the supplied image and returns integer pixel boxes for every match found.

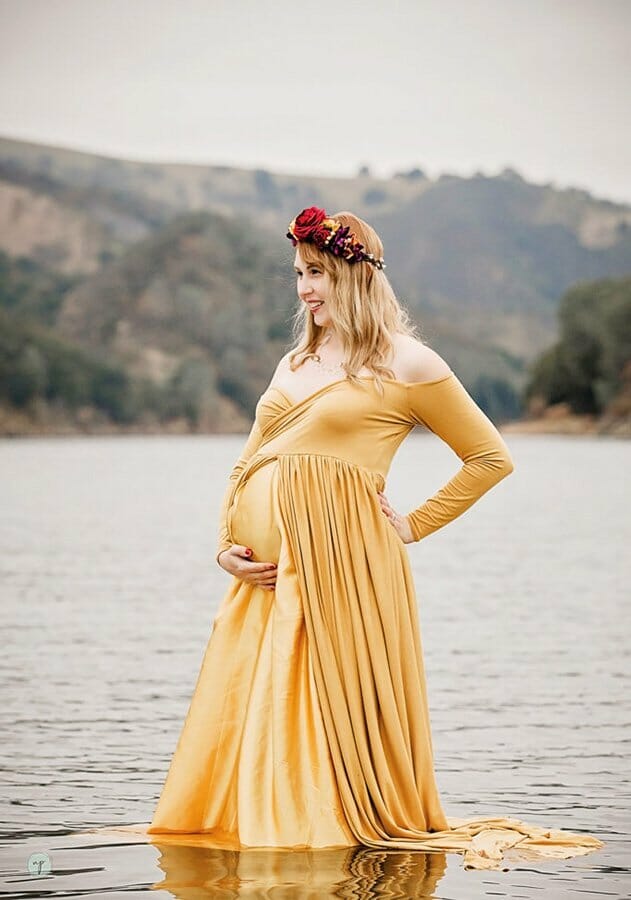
[330,225,351,256]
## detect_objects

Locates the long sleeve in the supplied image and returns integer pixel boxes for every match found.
[404,374,514,542]
[216,418,265,562]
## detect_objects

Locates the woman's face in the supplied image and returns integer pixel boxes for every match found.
[294,247,333,328]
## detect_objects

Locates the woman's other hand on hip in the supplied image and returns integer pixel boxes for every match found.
[377,491,414,543]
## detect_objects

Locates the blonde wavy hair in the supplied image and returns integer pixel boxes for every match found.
[287,211,423,394]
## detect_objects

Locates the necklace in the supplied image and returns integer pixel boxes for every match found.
[309,355,347,376]
[308,333,347,376]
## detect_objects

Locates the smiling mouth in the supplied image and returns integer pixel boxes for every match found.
[307,301,324,312]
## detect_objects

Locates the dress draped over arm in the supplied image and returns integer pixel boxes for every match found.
[216,419,264,562]
[404,374,514,542]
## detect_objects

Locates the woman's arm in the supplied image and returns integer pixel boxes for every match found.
[215,352,292,563]
[216,418,265,563]
[404,373,514,542]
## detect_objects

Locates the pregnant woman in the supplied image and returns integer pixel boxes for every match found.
[147,207,604,870]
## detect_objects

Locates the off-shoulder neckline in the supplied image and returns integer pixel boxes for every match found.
[264,371,455,412]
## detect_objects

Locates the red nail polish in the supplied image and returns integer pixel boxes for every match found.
[245,548,252,556]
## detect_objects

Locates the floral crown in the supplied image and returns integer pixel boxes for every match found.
[286,207,386,270]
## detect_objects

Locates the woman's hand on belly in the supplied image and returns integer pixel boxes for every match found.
[217,544,277,590]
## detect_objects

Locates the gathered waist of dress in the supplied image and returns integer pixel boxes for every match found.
[225,449,386,540]
[245,449,385,488]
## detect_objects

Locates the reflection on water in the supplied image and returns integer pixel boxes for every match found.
[150,842,447,898]
[3,833,449,898]
[0,434,628,898]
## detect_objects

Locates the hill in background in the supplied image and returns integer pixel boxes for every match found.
[0,136,630,432]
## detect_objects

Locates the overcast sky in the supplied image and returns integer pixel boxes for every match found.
[0,0,629,203]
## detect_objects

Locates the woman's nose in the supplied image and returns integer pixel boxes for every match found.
[300,279,313,298]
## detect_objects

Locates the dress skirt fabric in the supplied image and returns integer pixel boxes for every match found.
[146,375,605,870]
[148,457,356,848]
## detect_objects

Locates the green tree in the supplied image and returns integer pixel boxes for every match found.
[166,358,217,425]
[6,343,48,405]
[526,277,631,414]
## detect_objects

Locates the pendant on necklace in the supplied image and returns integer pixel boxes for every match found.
[311,354,347,376]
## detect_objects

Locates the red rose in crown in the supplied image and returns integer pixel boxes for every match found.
[292,206,327,240]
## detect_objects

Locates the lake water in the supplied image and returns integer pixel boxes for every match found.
[0,433,629,898]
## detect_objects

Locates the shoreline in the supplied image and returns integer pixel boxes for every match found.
[1,401,629,439]
[501,413,630,438]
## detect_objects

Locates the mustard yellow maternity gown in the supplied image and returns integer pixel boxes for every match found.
[147,372,604,870]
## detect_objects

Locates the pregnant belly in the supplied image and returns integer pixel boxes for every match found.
[229,459,281,564]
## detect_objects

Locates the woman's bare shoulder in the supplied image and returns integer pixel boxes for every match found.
[268,350,294,385]
[390,334,452,383]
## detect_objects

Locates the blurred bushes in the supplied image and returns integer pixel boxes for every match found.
[0,311,220,426]
[0,251,81,324]
[0,311,135,421]
[525,276,631,414]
